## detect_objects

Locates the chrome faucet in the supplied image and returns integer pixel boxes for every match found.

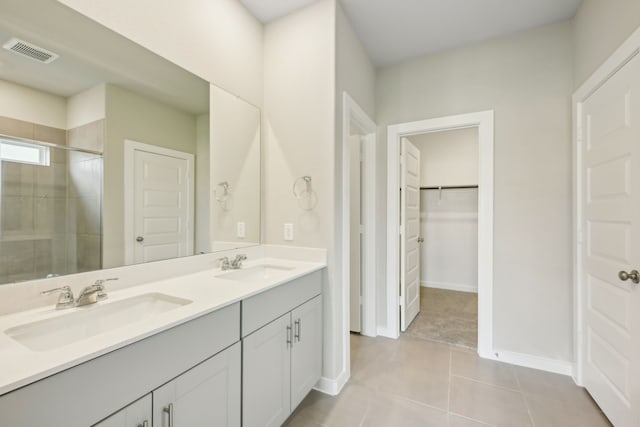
[41,286,75,310]
[41,278,118,309]
[218,256,231,270]
[218,254,247,270]
[230,254,247,269]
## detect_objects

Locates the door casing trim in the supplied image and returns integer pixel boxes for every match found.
[385,110,494,359]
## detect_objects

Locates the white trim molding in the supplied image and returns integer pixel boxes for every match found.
[339,92,377,392]
[123,139,195,265]
[572,25,640,387]
[386,111,494,359]
[421,281,478,294]
[487,349,573,377]
[314,370,349,396]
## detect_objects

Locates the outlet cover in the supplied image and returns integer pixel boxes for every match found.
[284,223,294,241]
[237,222,245,238]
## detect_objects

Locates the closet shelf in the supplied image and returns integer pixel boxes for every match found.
[420,185,478,190]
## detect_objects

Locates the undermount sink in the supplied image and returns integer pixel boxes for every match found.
[5,292,192,352]
[216,264,295,281]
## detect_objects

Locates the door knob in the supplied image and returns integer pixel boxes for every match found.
[136,236,144,242]
[618,270,639,284]
[417,237,424,243]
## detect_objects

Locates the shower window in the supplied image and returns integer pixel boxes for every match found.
[0,138,50,166]
[0,138,103,284]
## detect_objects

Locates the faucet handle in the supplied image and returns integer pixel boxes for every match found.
[230,254,247,269]
[218,257,231,270]
[93,278,116,301]
[41,286,75,309]
[94,277,118,287]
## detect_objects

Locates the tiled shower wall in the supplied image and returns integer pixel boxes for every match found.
[0,116,103,283]
[67,150,102,273]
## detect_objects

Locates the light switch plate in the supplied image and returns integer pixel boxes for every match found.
[284,223,294,241]
[237,222,245,238]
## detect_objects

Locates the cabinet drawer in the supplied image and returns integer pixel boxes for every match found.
[242,270,322,337]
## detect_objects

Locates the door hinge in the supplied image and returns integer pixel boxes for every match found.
[399,224,404,236]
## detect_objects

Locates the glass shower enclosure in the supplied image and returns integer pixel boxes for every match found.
[0,137,103,284]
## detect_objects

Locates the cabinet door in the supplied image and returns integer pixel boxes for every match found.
[93,394,151,427]
[243,312,292,427]
[290,296,322,409]
[153,342,241,427]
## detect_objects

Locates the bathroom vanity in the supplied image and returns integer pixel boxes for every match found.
[0,256,324,427]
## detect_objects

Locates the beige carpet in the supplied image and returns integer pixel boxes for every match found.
[404,287,478,349]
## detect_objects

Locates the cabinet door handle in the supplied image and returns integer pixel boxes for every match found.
[163,403,174,427]
[286,325,292,347]
[294,318,301,342]
[137,421,149,427]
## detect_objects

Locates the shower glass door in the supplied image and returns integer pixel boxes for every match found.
[0,138,102,284]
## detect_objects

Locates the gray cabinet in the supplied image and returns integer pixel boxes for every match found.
[243,313,292,427]
[153,342,241,427]
[0,303,240,427]
[94,342,240,427]
[243,295,322,427]
[290,296,322,409]
[93,395,152,427]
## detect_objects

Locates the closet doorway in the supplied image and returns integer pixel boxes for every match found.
[406,128,479,348]
[386,111,494,358]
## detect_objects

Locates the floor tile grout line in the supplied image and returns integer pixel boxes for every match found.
[450,373,521,393]
[448,411,497,426]
[357,396,372,427]
[374,387,449,414]
[512,366,537,427]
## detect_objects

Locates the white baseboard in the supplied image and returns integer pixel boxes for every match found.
[422,280,478,293]
[376,326,399,339]
[314,369,349,396]
[484,349,573,376]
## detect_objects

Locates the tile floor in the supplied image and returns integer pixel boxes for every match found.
[284,286,612,426]
[405,288,478,349]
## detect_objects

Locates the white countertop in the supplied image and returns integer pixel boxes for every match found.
[0,257,325,396]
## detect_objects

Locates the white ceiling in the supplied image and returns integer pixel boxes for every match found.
[243,0,583,67]
[0,0,209,114]
[239,0,319,23]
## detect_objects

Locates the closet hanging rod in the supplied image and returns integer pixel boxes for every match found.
[420,185,478,190]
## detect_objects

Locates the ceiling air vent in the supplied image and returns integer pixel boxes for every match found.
[2,38,59,64]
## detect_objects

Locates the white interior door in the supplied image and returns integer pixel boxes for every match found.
[400,138,421,331]
[579,53,640,427]
[126,141,193,265]
[350,135,362,333]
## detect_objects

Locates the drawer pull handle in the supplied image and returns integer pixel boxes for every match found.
[294,319,301,342]
[286,325,292,347]
[163,403,174,427]
[137,421,149,427]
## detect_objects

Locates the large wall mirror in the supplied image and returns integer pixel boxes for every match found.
[0,0,261,285]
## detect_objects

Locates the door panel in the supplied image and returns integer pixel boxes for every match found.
[133,149,192,264]
[400,138,421,331]
[291,296,322,409]
[243,313,291,427]
[153,342,241,427]
[580,53,640,427]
